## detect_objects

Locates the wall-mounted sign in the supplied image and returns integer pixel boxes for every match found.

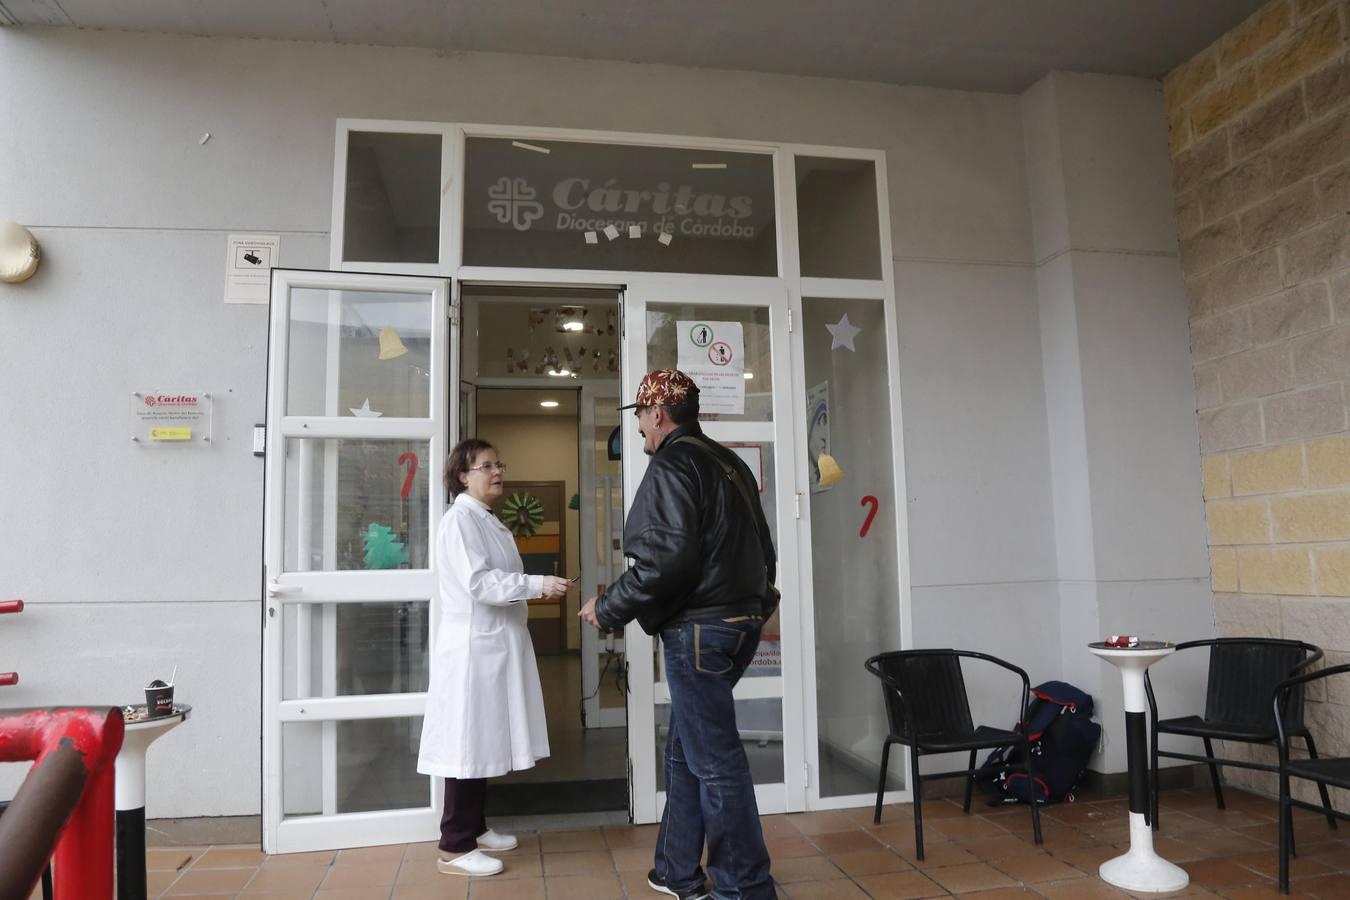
[224,234,280,304]
[130,392,212,444]
[677,320,745,415]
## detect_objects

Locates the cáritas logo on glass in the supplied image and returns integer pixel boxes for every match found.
[487,177,756,238]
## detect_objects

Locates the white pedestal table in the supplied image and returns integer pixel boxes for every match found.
[1087,642,1189,894]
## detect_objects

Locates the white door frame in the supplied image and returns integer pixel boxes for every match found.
[262,268,452,853]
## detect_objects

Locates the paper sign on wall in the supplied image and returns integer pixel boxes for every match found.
[224,234,280,304]
[677,320,745,415]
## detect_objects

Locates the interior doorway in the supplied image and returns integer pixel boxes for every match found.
[460,286,627,816]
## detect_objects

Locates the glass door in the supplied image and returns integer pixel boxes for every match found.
[262,269,451,852]
[621,276,803,823]
[580,388,628,730]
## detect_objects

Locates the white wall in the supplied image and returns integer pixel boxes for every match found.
[1020,72,1216,771]
[0,26,1205,817]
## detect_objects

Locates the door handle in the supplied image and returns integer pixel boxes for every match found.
[267,583,302,596]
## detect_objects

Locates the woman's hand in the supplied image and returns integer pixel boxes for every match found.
[539,576,571,600]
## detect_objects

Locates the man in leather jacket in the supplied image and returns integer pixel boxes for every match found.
[580,368,777,900]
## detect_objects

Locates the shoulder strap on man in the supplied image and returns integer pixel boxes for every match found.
[672,434,780,617]
[671,435,762,541]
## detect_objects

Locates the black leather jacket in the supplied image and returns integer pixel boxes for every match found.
[595,422,777,635]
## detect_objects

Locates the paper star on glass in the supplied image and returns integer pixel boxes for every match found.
[825,314,862,352]
[349,398,383,418]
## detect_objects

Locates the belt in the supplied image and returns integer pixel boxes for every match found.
[665,600,765,628]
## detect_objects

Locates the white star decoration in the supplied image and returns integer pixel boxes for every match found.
[349,398,382,418]
[826,314,862,352]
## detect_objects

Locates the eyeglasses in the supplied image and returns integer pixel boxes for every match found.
[468,462,508,473]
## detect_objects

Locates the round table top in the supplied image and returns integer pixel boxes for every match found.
[122,703,192,730]
[1088,641,1176,665]
[1087,640,1172,652]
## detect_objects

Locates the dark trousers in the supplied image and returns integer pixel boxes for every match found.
[655,619,776,900]
[440,777,487,854]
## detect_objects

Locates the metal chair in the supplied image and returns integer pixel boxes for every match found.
[1274,662,1350,894]
[864,649,1043,860]
[1145,638,1336,832]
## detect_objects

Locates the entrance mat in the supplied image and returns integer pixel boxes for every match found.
[486,778,627,815]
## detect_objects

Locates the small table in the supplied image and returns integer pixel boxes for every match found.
[1087,642,1189,894]
[116,704,191,900]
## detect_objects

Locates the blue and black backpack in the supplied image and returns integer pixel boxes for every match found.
[977,680,1101,805]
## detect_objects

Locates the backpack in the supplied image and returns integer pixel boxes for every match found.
[976,680,1101,805]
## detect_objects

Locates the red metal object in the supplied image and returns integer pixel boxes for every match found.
[0,600,21,690]
[0,707,125,899]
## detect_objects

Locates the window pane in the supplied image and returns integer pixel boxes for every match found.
[343,131,441,263]
[282,717,429,816]
[283,602,430,700]
[286,287,432,418]
[282,439,431,572]
[803,298,903,797]
[656,698,784,788]
[464,138,776,275]
[796,157,882,279]
[646,304,773,421]
[464,285,621,382]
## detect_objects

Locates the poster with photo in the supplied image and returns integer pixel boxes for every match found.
[807,381,831,493]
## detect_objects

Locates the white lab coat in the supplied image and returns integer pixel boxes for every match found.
[416,493,550,779]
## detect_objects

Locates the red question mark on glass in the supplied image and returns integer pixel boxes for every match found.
[399,452,419,500]
[860,495,879,538]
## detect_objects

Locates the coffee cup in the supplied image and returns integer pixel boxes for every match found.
[145,679,175,718]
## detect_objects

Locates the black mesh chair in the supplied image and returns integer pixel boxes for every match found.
[1274,663,1350,894]
[864,649,1043,860]
[1145,638,1336,832]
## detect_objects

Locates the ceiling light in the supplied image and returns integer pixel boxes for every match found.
[548,368,573,377]
[743,372,754,380]
[562,321,585,332]
[540,400,560,408]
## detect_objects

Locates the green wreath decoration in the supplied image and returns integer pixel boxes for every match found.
[499,492,546,537]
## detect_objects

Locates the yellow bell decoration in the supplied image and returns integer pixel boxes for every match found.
[377,327,409,360]
[817,452,844,485]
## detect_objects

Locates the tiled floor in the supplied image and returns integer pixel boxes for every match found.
[125,787,1348,898]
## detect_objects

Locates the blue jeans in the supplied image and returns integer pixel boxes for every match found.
[655,619,776,900]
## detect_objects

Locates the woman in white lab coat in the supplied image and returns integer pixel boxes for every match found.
[417,438,569,878]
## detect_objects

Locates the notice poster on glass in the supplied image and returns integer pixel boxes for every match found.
[807,381,831,492]
[677,320,745,415]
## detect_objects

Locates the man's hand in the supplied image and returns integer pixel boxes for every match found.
[578,595,601,628]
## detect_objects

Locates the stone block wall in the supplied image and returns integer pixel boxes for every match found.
[1166,0,1349,801]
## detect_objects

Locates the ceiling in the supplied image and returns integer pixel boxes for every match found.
[478,388,580,418]
[0,0,1263,93]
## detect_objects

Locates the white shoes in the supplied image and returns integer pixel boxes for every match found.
[437,848,503,877]
[476,828,519,852]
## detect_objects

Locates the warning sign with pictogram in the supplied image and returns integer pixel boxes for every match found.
[677,321,745,415]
